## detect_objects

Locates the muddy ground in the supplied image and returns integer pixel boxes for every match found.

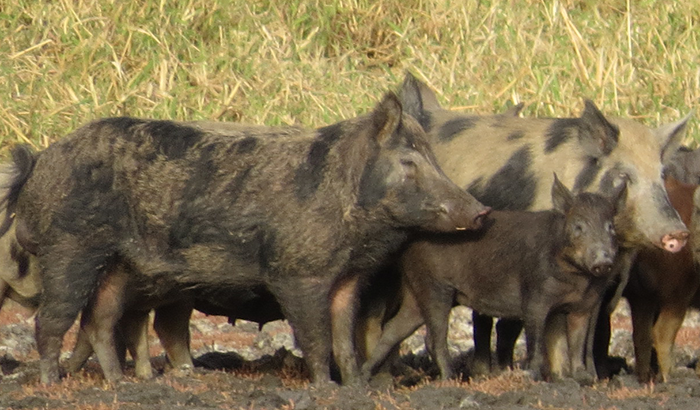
[2,302,700,410]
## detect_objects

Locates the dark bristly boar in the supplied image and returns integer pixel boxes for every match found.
[664,146,700,185]
[398,72,691,377]
[362,176,626,381]
[3,92,490,385]
[624,177,700,383]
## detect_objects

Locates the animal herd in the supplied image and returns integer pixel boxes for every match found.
[0,72,698,387]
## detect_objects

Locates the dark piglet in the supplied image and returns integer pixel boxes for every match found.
[624,177,700,383]
[4,92,489,385]
[362,176,626,382]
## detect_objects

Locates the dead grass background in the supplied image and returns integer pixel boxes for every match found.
[1,0,699,154]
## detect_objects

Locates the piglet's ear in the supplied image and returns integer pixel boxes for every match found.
[551,173,574,214]
[371,92,403,147]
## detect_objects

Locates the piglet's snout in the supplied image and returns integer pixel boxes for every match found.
[590,249,615,276]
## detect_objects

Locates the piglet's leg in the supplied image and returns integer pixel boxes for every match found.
[361,285,424,380]
[629,298,656,383]
[566,311,595,384]
[544,313,567,380]
[415,282,455,380]
[154,302,194,374]
[80,269,128,384]
[331,275,362,385]
[471,312,493,376]
[122,310,154,379]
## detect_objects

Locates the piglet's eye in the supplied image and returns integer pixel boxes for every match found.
[606,222,615,234]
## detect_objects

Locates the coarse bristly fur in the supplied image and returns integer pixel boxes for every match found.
[1,92,489,385]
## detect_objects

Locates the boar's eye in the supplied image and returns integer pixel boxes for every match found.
[572,223,584,237]
[401,158,417,177]
[617,172,630,185]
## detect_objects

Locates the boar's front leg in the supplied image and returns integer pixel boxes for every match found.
[269,277,334,384]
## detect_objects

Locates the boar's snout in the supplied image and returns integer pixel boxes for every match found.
[661,230,689,253]
[437,198,491,232]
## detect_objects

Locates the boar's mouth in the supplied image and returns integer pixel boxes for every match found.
[453,207,492,231]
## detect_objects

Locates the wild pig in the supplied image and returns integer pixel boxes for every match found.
[664,146,700,185]
[2,92,489,384]
[624,177,700,383]
[362,176,626,381]
[398,72,690,377]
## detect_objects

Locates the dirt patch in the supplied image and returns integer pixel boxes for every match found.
[2,301,700,410]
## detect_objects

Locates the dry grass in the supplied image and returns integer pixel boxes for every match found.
[1,0,699,156]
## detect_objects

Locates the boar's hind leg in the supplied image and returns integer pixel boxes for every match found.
[153,302,195,373]
[36,248,111,384]
[361,286,424,380]
[269,278,333,384]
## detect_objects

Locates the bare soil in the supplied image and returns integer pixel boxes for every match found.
[2,302,700,410]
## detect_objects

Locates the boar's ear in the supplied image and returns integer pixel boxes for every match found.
[551,173,574,214]
[578,100,620,157]
[501,101,525,117]
[372,92,403,147]
[399,72,441,130]
[658,112,693,165]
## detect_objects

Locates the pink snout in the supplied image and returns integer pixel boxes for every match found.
[661,231,689,253]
